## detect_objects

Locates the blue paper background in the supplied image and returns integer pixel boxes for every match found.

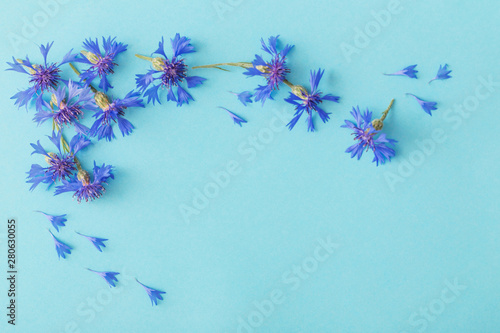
[0,0,499,332]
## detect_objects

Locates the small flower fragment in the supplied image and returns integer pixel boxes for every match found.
[135,278,166,306]
[48,230,72,259]
[36,211,67,232]
[243,36,294,105]
[384,65,418,79]
[7,42,77,110]
[27,132,91,190]
[342,102,397,166]
[75,37,128,92]
[76,231,108,252]
[90,91,144,141]
[429,64,452,83]
[406,93,438,116]
[87,269,119,288]
[230,91,253,106]
[54,162,114,203]
[285,69,340,132]
[219,107,247,127]
[33,80,95,129]
[135,34,206,106]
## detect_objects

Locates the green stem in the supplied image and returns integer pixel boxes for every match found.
[69,63,97,93]
[135,54,153,62]
[74,157,83,171]
[282,79,295,89]
[380,99,395,121]
[191,62,253,71]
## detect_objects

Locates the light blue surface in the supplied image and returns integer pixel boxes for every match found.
[1,0,499,332]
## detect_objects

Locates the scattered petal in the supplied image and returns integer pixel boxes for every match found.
[36,211,67,232]
[76,231,108,252]
[230,91,253,106]
[406,93,438,116]
[429,64,452,83]
[384,64,418,79]
[48,230,72,259]
[87,269,119,287]
[219,107,247,127]
[136,278,166,306]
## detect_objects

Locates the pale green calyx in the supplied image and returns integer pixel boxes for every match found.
[94,92,111,110]
[81,50,100,64]
[17,59,36,74]
[291,85,309,99]
[77,170,90,185]
[255,65,269,73]
[45,152,57,165]
[151,57,166,71]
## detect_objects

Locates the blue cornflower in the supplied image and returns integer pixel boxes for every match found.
[27,132,91,190]
[342,105,397,166]
[284,69,340,132]
[33,80,95,129]
[406,93,438,116]
[87,269,119,288]
[75,37,127,92]
[48,230,72,259]
[243,36,294,105]
[54,162,114,203]
[135,278,166,306]
[89,91,145,141]
[429,64,452,83]
[36,211,67,232]
[76,231,108,252]
[7,42,77,110]
[384,64,418,79]
[218,107,247,127]
[230,91,253,106]
[135,34,206,107]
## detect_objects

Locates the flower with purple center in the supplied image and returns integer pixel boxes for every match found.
[406,93,438,116]
[243,36,294,105]
[54,162,114,203]
[219,107,247,127]
[75,37,127,92]
[135,34,206,107]
[87,269,120,287]
[33,80,96,130]
[7,42,77,110]
[341,105,397,166]
[36,211,67,232]
[384,64,418,79]
[76,231,108,252]
[429,64,452,83]
[230,91,253,106]
[89,91,145,141]
[284,69,340,132]
[48,230,72,259]
[135,278,166,306]
[27,131,91,191]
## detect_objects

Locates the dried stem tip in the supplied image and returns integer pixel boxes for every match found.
[372,99,395,131]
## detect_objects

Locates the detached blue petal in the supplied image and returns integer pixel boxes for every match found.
[136,279,166,306]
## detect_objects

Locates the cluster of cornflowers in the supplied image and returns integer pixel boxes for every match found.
[179,35,341,132]
[8,38,145,202]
